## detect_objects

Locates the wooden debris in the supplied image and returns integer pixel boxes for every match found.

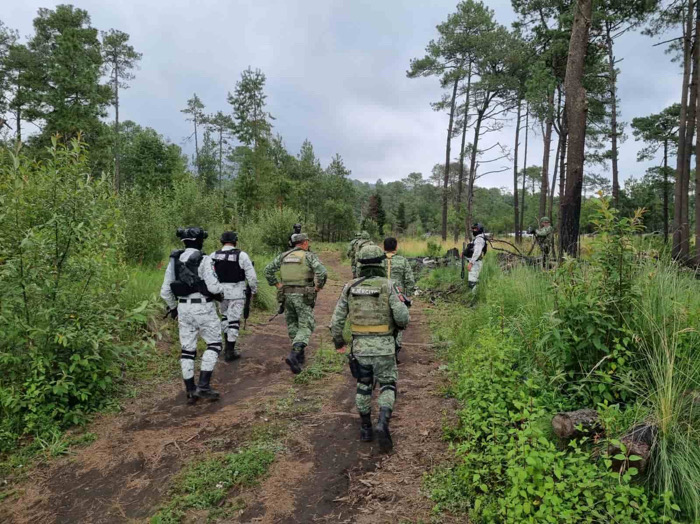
[552,409,601,439]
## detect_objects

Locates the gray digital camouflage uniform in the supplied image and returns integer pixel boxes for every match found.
[263,247,327,348]
[160,249,224,381]
[215,246,258,344]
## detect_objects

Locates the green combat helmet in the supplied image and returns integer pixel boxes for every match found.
[540,217,550,225]
[360,230,370,240]
[357,244,386,268]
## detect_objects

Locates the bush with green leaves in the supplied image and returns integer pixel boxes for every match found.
[119,186,170,265]
[0,139,145,451]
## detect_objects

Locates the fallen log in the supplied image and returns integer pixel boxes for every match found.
[609,424,656,475]
[552,409,601,439]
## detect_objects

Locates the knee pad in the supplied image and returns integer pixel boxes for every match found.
[379,381,397,396]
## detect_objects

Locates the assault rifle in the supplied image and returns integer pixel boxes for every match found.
[243,283,252,329]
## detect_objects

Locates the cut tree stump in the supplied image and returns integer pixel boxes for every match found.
[609,424,656,475]
[552,409,601,439]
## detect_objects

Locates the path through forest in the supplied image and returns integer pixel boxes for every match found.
[2,251,456,523]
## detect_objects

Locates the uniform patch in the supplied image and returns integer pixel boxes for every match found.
[351,287,381,296]
[283,256,302,263]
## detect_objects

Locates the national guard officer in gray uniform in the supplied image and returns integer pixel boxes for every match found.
[330,244,410,452]
[212,231,257,361]
[160,227,225,404]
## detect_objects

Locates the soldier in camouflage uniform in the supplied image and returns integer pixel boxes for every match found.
[346,232,361,269]
[160,227,225,404]
[349,230,373,277]
[264,233,327,374]
[530,217,554,268]
[383,237,415,363]
[330,244,410,452]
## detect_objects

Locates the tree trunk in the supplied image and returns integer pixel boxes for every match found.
[513,98,522,242]
[663,140,669,244]
[606,23,620,207]
[560,0,592,258]
[466,107,486,238]
[682,37,697,260]
[696,3,700,263]
[442,75,460,241]
[540,94,553,219]
[557,116,568,252]
[520,105,529,233]
[15,105,21,143]
[549,131,561,220]
[608,424,656,475]
[194,114,200,175]
[552,409,601,439]
[114,66,121,193]
[674,0,694,259]
[455,63,473,242]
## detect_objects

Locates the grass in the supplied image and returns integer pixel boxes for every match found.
[424,243,700,521]
[150,443,278,523]
[293,346,346,385]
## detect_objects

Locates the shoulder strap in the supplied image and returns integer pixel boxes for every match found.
[170,249,184,259]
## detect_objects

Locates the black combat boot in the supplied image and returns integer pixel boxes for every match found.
[224,340,240,362]
[285,349,302,375]
[194,370,220,400]
[376,407,393,452]
[184,377,198,405]
[293,342,306,364]
[360,412,374,442]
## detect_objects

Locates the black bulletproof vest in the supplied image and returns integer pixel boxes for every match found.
[212,249,246,283]
[170,249,207,297]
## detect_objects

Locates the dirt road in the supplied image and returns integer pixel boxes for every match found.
[2,251,454,523]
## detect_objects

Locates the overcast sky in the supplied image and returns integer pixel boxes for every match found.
[5,0,683,190]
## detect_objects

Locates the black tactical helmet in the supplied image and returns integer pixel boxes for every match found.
[220,231,238,244]
[293,223,302,234]
[176,227,208,241]
[471,223,485,236]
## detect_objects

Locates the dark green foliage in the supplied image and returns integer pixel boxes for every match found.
[0,139,134,450]
[27,5,112,145]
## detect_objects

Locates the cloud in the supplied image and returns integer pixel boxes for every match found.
[4,0,683,190]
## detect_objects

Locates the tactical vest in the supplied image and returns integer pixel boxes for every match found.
[279,248,314,286]
[464,235,487,260]
[170,249,208,297]
[348,277,394,336]
[212,249,245,283]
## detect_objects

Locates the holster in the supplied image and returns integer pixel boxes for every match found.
[303,286,317,307]
[348,353,361,379]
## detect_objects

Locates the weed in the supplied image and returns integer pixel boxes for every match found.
[293,347,345,385]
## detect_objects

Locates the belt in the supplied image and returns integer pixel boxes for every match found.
[283,285,314,294]
[351,324,392,334]
[178,297,213,304]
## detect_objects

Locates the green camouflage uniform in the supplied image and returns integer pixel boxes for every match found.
[383,253,415,348]
[534,218,554,267]
[350,232,372,277]
[330,276,410,414]
[264,248,327,348]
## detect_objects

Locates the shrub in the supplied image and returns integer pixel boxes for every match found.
[120,187,170,265]
[0,139,135,450]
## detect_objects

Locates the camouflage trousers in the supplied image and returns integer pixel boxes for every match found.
[284,293,316,348]
[355,354,398,414]
[220,299,244,342]
[178,301,222,380]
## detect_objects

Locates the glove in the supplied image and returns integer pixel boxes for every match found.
[168,307,178,320]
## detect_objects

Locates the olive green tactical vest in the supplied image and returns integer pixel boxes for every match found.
[348,277,394,336]
[280,248,314,286]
